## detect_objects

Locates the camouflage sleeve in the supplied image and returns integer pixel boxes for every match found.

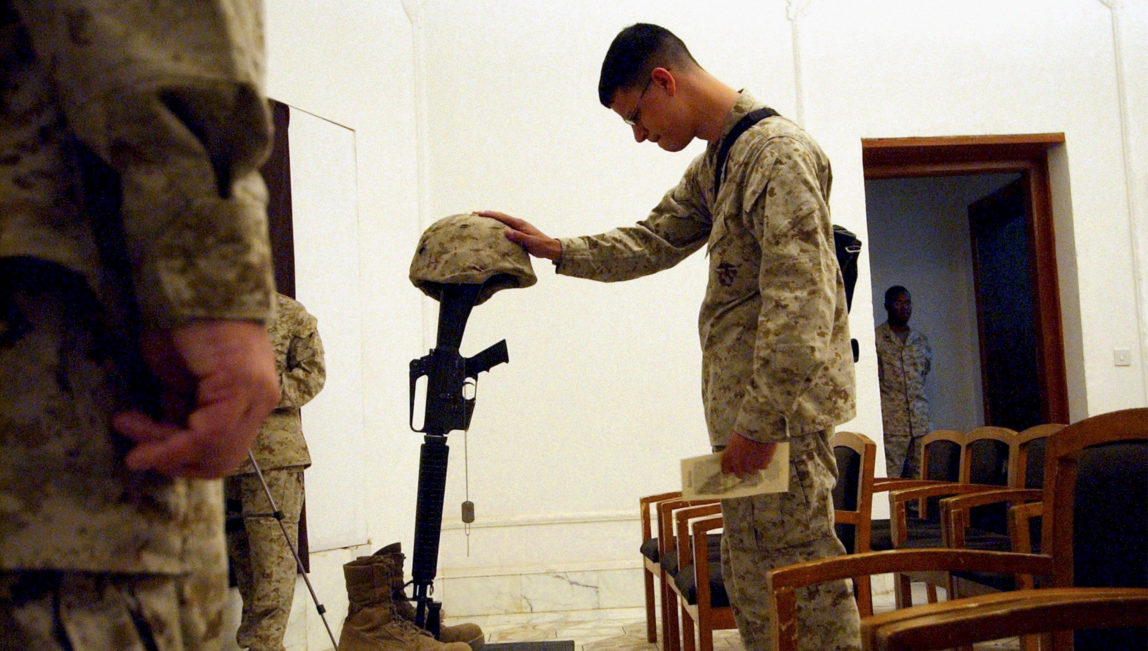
[14,0,274,327]
[279,309,326,409]
[556,156,711,281]
[732,136,841,442]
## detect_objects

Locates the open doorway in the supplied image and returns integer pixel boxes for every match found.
[863,135,1069,432]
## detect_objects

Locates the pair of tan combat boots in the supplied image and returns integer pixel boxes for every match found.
[337,543,484,650]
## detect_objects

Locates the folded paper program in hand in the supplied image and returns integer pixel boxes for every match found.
[681,443,789,500]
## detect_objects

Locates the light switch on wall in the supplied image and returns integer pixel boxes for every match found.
[1114,348,1132,367]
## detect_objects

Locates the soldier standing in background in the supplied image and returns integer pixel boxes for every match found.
[481,22,860,651]
[0,1,279,648]
[227,292,326,651]
[875,285,934,478]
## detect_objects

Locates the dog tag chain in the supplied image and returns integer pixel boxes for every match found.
[461,379,477,555]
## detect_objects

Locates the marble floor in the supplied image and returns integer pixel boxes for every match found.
[464,583,1021,650]
[464,605,742,650]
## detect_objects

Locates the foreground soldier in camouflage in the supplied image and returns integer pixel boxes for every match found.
[875,285,933,478]
[226,292,326,651]
[0,1,279,648]
[481,22,860,651]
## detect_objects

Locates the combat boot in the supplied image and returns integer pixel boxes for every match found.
[374,542,485,650]
[337,554,471,650]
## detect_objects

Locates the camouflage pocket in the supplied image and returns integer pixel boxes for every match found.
[722,435,837,552]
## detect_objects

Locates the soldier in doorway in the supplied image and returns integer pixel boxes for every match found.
[875,285,934,478]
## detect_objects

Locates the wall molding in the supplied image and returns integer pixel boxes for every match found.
[785,0,814,124]
[1099,0,1148,400]
[438,557,641,579]
[440,509,635,531]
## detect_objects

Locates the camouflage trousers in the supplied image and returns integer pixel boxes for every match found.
[225,468,304,651]
[720,431,861,651]
[0,569,226,650]
[883,428,922,479]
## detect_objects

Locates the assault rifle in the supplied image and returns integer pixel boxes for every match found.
[407,283,508,636]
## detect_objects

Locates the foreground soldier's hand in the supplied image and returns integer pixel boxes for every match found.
[475,210,564,261]
[721,432,778,478]
[113,321,280,478]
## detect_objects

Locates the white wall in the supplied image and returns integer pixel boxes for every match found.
[253,1,1148,645]
[256,3,424,648]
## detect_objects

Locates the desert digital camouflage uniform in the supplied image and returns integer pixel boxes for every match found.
[557,92,860,650]
[0,1,274,648]
[875,321,933,478]
[226,292,325,651]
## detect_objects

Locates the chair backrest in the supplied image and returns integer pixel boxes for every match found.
[640,491,682,561]
[908,429,966,520]
[919,430,965,482]
[961,426,1017,532]
[962,426,1016,486]
[830,430,877,554]
[861,587,1148,650]
[1011,423,1065,488]
[1043,408,1148,649]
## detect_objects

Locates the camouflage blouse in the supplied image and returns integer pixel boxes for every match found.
[558,93,855,448]
[231,293,326,473]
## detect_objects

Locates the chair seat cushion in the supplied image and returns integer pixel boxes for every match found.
[640,537,660,563]
[960,528,1013,551]
[897,535,945,549]
[674,561,731,608]
[870,519,893,551]
[871,517,944,550]
[835,523,857,554]
[948,528,1020,591]
[660,533,721,575]
[950,569,1016,592]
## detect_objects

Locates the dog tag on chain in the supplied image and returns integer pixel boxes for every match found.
[461,500,475,555]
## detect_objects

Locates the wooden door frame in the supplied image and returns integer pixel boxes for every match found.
[862,134,1069,425]
[259,99,310,572]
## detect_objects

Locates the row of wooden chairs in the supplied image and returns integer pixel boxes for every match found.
[640,408,1148,650]
[879,424,1066,607]
[639,429,877,651]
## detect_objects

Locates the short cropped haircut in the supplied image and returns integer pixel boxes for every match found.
[884,285,910,308]
[598,23,698,108]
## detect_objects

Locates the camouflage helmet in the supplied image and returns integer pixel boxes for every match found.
[410,213,537,305]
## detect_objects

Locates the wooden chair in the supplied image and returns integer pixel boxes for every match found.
[656,496,719,651]
[830,430,878,616]
[940,424,1065,600]
[639,491,682,644]
[1030,408,1148,649]
[869,428,967,605]
[870,429,967,558]
[765,408,1148,651]
[887,426,1017,605]
[767,549,1054,651]
[671,503,733,651]
[860,587,1148,650]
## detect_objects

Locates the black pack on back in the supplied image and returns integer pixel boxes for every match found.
[714,108,862,361]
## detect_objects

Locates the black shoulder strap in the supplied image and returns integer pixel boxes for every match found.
[713,107,779,198]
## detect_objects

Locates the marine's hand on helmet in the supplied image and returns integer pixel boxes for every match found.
[411,213,537,305]
[475,211,563,262]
